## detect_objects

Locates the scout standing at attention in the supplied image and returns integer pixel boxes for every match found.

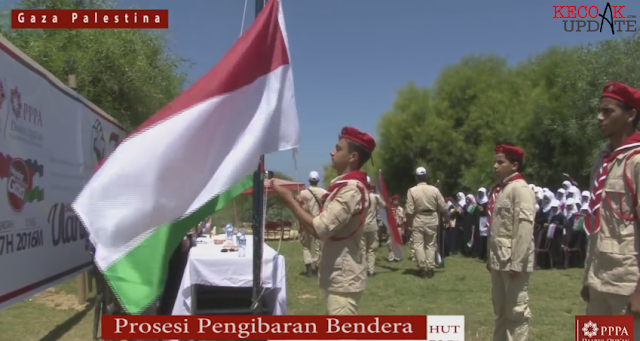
[487,143,536,341]
[405,166,448,279]
[272,126,374,315]
[582,82,640,324]
[297,171,328,277]
[387,195,405,262]
[362,176,385,277]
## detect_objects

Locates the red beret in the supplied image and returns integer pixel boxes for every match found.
[391,194,400,201]
[340,126,376,152]
[495,144,525,159]
[601,82,640,112]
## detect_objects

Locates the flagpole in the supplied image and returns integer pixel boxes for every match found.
[251,0,266,316]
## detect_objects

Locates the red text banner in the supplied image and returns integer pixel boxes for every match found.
[101,315,465,340]
[11,9,168,29]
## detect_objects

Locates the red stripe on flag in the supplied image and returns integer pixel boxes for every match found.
[93,0,289,173]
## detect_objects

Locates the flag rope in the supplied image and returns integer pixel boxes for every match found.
[239,0,249,36]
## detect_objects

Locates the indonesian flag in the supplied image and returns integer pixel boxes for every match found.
[72,0,298,314]
[377,169,403,259]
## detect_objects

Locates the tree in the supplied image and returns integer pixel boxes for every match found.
[0,0,188,129]
[375,33,640,198]
[211,171,299,226]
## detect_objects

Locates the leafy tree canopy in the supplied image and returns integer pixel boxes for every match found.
[0,0,188,129]
[324,34,640,199]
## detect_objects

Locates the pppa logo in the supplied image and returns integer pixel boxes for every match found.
[553,3,637,34]
[575,315,633,341]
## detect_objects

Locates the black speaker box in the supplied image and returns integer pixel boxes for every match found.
[191,285,273,315]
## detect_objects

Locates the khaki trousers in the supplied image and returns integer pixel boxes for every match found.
[586,287,640,328]
[387,228,403,259]
[409,231,415,259]
[412,226,437,269]
[301,231,321,266]
[325,291,363,315]
[491,270,531,341]
[360,231,378,273]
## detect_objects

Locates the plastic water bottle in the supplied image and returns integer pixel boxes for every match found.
[225,223,234,241]
[238,230,246,257]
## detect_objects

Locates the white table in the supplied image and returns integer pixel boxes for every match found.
[171,235,287,316]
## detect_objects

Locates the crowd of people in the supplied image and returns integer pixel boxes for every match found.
[267,80,640,340]
[433,179,589,270]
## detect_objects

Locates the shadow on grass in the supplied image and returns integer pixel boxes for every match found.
[38,300,95,341]
[376,264,402,273]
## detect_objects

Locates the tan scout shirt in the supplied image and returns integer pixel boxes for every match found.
[312,175,369,293]
[488,173,536,272]
[405,182,447,227]
[583,147,640,296]
[364,193,385,232]
[393,206,405,226]
[299,186,328,217]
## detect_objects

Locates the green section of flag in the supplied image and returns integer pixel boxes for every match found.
[103,174,254,314]
[25,187,44,202]
[574,216,585,232]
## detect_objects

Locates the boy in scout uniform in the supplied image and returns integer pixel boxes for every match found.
[487,143,535,341]
[362,177,385,276]
[297,171,328,277]
[405,166,448,278]
[581,82,640,324]
[272,126,375,315]
[387,195,405,262]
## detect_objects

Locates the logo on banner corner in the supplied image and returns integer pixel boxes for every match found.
[0,152,45,213]
[10,86,22,119]
[90,119,106,169]
[90,118,121,170]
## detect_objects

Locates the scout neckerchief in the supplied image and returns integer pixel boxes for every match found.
[585,132,640,235]
[320,170,369,241]
[486,172,525,229]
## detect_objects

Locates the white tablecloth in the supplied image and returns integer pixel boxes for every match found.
[171,235,287,315]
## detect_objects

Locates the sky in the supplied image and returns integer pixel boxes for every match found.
[9,0,638,184]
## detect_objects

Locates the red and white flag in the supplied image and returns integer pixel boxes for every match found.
[72,0,298,314]
[377,169,403,259]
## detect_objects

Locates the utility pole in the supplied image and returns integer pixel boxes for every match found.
[251,0,266,316]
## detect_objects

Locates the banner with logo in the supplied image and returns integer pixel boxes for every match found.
[0,36,126,309]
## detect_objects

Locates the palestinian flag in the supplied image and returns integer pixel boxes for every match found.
[72,0,299,314]
[377,169,402,260]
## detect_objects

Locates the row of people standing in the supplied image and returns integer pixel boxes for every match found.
[445,190,489,261]
[533,186,589,269]
[442,180,590,270]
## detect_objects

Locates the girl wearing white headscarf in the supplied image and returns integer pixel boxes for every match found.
[581,191,590,207]
[456,192,466,207]
[474,187,490,260]
[449,192,466,255]
[538,199,566,269]
[573,187,582,209]
[476,187,488,205]
[565,198,579,216]
[462,194,478,257]
[541,191,555,213]
[555,188,568,215]
[564,203,589,267]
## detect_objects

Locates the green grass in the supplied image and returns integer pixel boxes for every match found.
[0,240,584,341]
